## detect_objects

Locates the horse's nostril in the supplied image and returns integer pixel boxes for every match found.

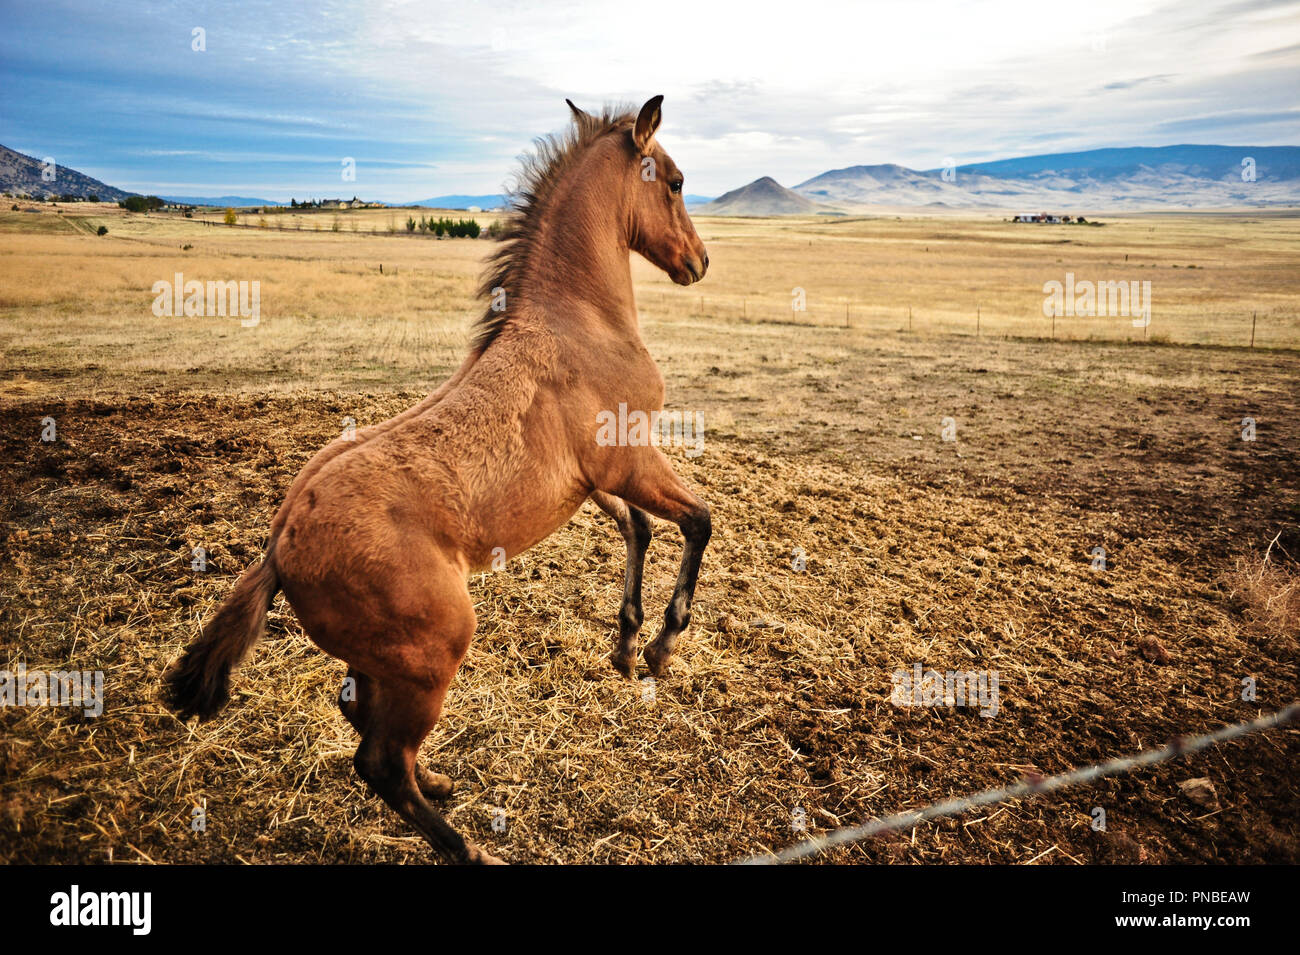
[703,253,709,271]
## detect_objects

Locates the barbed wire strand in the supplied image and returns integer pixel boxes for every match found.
[737,702,1298,865]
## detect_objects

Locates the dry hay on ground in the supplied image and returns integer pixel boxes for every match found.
[1,390,1296,864]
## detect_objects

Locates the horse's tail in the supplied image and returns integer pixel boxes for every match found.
[164,541,281,721]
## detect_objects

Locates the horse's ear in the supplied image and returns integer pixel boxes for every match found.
[634,95,664,154]
[566,99,591,124]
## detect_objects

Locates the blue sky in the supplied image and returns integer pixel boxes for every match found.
[1,0,1297,201]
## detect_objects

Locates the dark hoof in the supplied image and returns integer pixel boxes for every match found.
[643,641,671,677]
[417,767,455,799]
[609,649,637,679]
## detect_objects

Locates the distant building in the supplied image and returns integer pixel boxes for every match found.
[1012,212,1075,223]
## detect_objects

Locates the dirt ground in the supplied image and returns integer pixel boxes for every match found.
[2,328,1297,864]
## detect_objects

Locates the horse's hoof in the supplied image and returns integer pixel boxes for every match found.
[643,642,671,677]
[417,768,455,799]
[608,650,637,679]
[468,845,509,865]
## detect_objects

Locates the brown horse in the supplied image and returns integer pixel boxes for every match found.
[165,96,711,864]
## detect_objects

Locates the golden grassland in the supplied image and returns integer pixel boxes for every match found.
[1,203,1298,864]
[1,202,1298,403]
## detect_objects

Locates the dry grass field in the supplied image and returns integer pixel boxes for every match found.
[1,202,1298,864]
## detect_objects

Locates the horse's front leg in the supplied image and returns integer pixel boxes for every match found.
[603,450,711,678]
[591,490,652,678]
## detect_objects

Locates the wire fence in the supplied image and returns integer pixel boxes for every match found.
[645,293,1292,349]
[129,214,1296,349]
[736,702,1299,865]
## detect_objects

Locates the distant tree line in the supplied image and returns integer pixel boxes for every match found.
[406,215,481,238]
[119,195,165,212]
[290,197,362,208]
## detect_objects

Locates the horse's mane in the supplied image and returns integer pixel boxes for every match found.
[472,103,636,352]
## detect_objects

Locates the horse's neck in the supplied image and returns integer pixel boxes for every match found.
[516,169,638,337]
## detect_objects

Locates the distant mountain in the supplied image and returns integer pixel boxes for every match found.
[406,194,507,210]
[797,163,962,207]
[791,145,1300,211]
[160,195,285,207]
[10,139,1295,216]
[944,145,1300,183]
[0,144,132,201]
[695,176,833,216]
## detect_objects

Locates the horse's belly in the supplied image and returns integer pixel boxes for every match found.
[466,480,590,572]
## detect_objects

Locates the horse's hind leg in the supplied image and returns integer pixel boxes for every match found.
[591,491,652,678]
[339,667,453,799]
[352,669,502,864]
[603,449,711,678]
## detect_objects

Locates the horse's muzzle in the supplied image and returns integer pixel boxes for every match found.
[684,252,708,283]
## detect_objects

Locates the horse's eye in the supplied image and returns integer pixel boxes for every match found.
[670,180,683,194]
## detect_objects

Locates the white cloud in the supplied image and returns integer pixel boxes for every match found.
[6,0,1296,197]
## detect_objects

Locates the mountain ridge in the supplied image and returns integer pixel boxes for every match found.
[4,142,1296,215]
[695,176,832,216]
[0,144,132,201]
[783,144,1300,213]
